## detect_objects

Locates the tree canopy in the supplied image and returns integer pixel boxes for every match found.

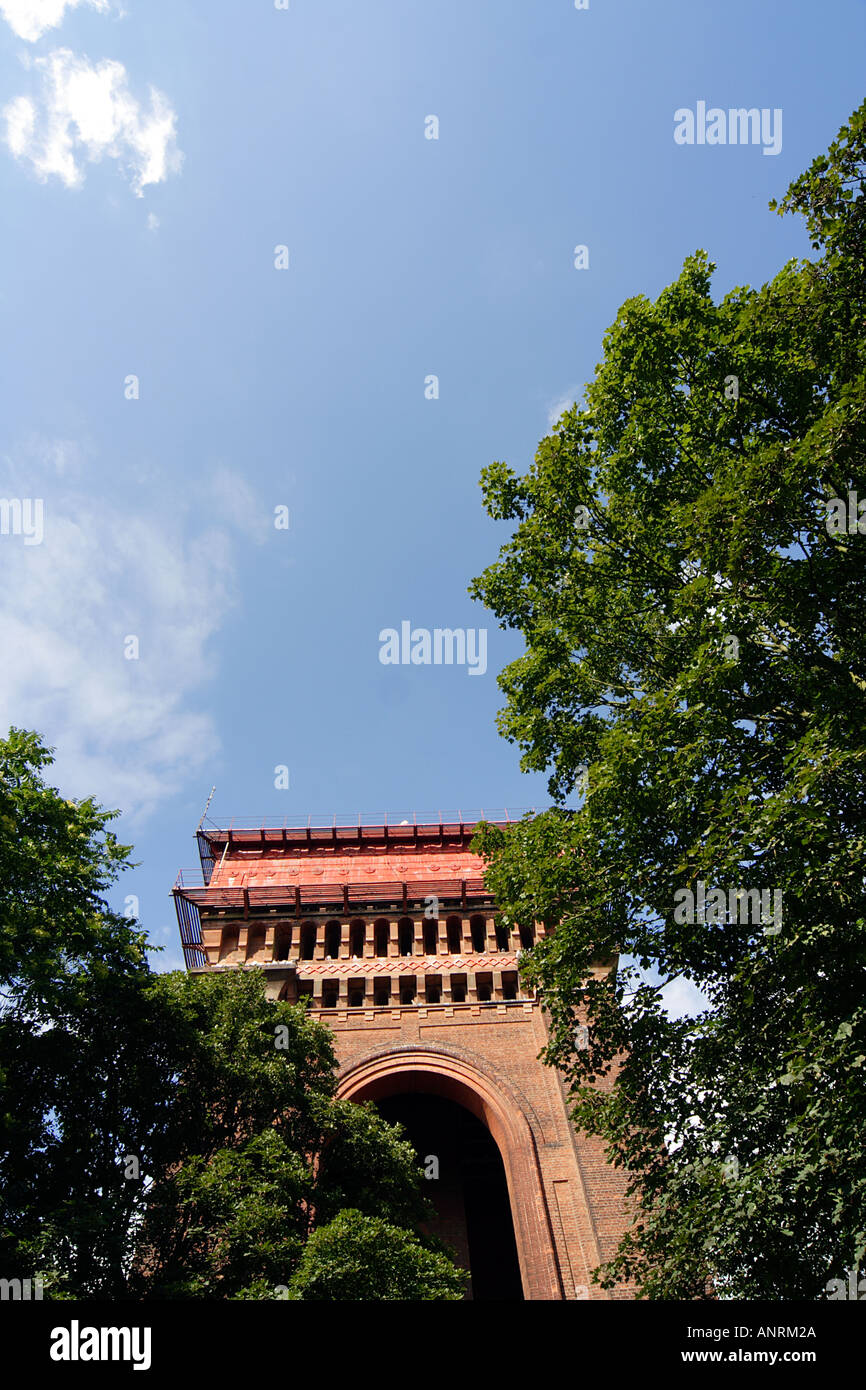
[0,729,466,1300]
[470,102,866,1299]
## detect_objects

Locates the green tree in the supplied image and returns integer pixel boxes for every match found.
[0,731,465,1300]
[0,726,152,1290]
[285,1210,466,1301]
[469,103,866,1300]
[0,726,148,1005]
[131,970,440,1300]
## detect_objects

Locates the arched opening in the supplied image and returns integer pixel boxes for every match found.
[470,914,487,953]
[519,922,535,950]
[374,919,389,958]
[336,1051,567,1299]
[446,915,462,953]
[494,918,511,951]
[324,920,341,959]
[375,1093,523,1302]
[245,923,266,961]
[219,924,239,961]
[398,917,414,957]
[423,918,438,955]
[349,919,365,959]
[299,921,316,960]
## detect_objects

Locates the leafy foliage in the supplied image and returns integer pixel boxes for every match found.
[0,726,148,1005]
[284,1209,467,1301]
[470,103,866,1299]
[0,731,463,1300]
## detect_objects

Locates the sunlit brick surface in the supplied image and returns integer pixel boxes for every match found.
[176,819,633,1300]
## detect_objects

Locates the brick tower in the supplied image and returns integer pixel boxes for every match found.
[173,814,632,1300]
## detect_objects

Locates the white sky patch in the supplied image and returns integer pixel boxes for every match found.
[660,975,711,1020]
[0,0,110,42]
[547,389,580,430]
[25,435,84,479]
[210,465,269,546]
[146,210,159,231]
[0,444,250,821]
[3,48,182,196]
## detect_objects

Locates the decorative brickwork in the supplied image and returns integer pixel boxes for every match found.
[174,818,634,1299]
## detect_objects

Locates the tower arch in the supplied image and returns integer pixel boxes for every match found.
[337,1045,565,1300]
[176,815,632,1298]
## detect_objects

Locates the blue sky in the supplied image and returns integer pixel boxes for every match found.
[1,0,863,987]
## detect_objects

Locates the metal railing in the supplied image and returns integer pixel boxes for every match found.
[196,807,537,833]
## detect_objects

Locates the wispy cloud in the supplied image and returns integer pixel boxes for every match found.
[0,442,250,820]
[210,465,270,546]
[0,0,111,42]
[3,47,182,196]
[546,388,580,430]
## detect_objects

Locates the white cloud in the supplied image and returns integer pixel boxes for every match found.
[26,435,84,478]
[0,0,111,42]
[660,975,711,1020]
[547,389,579,430]
[3,47,182,196]
[146,210,159,231]
[0,444,250,821]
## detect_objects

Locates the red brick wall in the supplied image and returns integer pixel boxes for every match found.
[188,823,635,1300]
